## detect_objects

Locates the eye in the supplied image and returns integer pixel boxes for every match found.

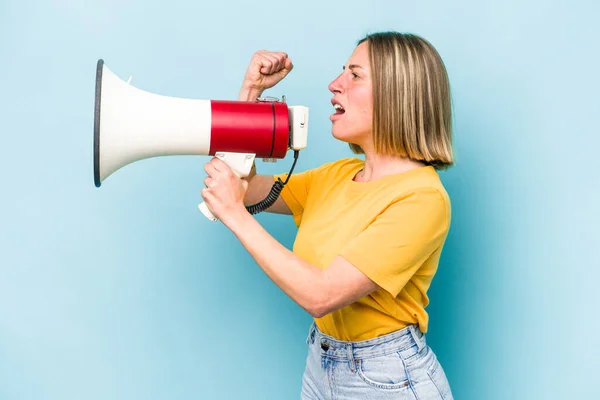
[352,72,359,79]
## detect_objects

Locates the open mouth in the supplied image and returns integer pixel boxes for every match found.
[333,103,345,114]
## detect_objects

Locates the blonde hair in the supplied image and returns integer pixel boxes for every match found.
[350,32,454,170]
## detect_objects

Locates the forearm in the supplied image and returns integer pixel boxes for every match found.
[224,211,328,317]
[242,171,292,214]
[242,173,273,205]
[238,85,263,101]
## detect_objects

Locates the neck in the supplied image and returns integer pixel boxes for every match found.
[355,150,426,182]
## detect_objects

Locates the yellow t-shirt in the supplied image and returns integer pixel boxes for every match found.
[274,157,451,341]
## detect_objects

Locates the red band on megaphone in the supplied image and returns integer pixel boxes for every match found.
[209,101,289,158]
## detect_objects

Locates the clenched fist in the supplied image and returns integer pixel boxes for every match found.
[239,51,293,101]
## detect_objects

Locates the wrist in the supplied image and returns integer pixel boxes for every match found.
[221,204,253,232]
[238,83,263,101]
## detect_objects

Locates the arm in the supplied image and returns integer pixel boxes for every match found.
[237,50,294,215]
[201,158,379,317]
[202,157,449,317]
[243,170,292,215]
[225,210,379,318]
[237,50,293,101]
[221,188,449,316]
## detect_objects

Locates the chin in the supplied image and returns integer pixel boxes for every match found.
[331,128,363,146]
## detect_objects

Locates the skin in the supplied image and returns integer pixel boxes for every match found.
[200,42,425,318]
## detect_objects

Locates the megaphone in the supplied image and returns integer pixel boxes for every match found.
[93,59,308,221]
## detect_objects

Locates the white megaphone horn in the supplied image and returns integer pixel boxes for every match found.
[93,59,308,221]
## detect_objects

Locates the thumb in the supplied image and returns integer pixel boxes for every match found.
[285,58,294,71]
[280,58,294,75]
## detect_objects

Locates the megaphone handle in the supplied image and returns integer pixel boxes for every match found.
[198,202,218,222]
[198,152,256,222]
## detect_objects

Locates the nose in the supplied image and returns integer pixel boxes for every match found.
[328,73,343,94]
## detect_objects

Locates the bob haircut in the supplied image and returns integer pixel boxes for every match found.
[350,32,454,170]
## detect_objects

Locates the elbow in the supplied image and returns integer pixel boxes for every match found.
[310,309,329,319]
[304,271,337,318]
[307,307,329,319]
[305,296,333,319]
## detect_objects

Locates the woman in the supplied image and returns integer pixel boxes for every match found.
[201,31,454,400]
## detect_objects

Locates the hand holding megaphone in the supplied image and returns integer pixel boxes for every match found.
[198,151,256,222]
[93,59,308,222]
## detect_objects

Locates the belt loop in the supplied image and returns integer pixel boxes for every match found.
[409,325,425,352]
[346,343,356,372]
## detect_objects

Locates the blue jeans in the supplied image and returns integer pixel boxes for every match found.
[301,322,453,399]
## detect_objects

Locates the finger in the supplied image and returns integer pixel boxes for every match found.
[284,57,293,72]
[268,53,285,73]
[275,52,290,71]
[204,177,214,188]
[261,55,279,75]
[208,157,224,172]
[275,52,291,71]
[255,51,288,72]
[272,55,292,78]
[276,64,292,80]
[210,157,231,174]
[255,52,276,74]
[200,187,212,201]
[261,53,284,74]
[204,164,221,182]
[258,59,273,75]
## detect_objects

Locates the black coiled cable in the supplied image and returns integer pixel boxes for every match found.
[245,150,299,215]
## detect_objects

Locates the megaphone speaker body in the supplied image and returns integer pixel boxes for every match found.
[94,59,308,221]
[94,59,300,187]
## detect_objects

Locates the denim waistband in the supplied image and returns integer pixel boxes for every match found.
[307,321,426,361]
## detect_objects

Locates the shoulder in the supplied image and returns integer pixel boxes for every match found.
[393,167,449,201]
[315,157,362,171]
[390,172,452,229]
[312,157,363,177]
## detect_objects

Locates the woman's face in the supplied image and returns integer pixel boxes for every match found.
[328,41,373,147]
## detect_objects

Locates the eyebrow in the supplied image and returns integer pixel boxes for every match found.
[343,64,365,70]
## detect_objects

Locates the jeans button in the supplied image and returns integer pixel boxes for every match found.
[320,340,330,351]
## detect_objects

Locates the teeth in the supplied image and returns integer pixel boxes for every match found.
[334,104,344,110]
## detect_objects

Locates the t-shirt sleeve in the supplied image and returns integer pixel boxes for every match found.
[273,161,335,226]
[339,188,450,297]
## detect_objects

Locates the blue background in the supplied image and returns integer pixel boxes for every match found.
[1,0,598,399]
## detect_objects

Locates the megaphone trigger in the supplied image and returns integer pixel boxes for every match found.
[213,152,256,178]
